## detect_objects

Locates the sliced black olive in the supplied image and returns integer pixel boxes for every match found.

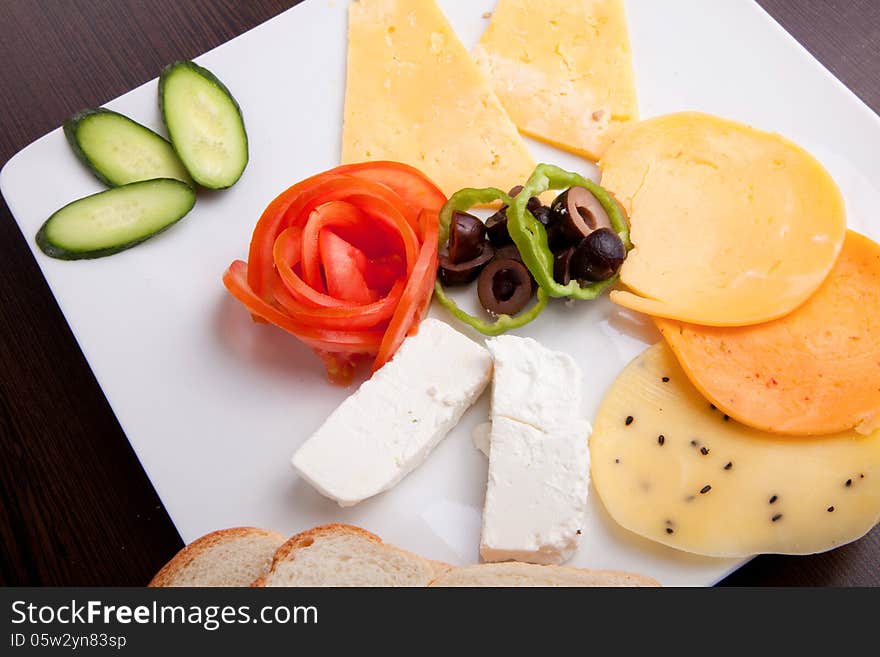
[550,186,612,244]
[509,184,543,216]
[553,247,574,285]
[493,244,523,262]
[485,209,512,247]
[439,245,495,286]
[569,227,626,282]
[546,223,570,252]
[530,205,553,226]
[478,258,534,316]
[448,211,487,264]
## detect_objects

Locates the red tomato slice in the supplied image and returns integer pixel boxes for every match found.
[373,209,440,371]
[223,261,384,354]
[250,176,408,300]
[229,162,445,384]
[271,277,404,329]
[319,229,373,304]
[363,254,406,292]
[300,201,364,292]
[335,161,446,229]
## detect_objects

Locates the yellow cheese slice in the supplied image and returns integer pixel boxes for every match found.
[600,112,846,326]
[657,231,880,437]
[342,0,536,197]
[590,342,880,557]
[473,0,638,160]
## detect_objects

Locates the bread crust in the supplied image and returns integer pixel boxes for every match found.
[149,527,286,587]
[152,524,656,588]
[428,562,660,587]
[252,523,450,587]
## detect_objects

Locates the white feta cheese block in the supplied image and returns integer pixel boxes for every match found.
[486,335,584,432]
[480,335,591,564]
[480,416,592,564]
[291,318,493,507]
[472,422,492,457]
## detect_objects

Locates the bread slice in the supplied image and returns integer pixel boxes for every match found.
[429,562,660,587]
[149,527,286,587]
[253,523,449,587]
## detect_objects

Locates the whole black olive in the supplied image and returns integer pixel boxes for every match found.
[569,227,626,282]
[550,186,612,246]
[485,209,512,246]
[553,247,575,285]
[477,258,534,316]
[448,211,487,264]
[438,245,495,286]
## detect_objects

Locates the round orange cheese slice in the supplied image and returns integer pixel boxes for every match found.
[657,231,880,436]
[600,112,846,326]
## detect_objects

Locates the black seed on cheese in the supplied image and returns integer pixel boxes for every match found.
[662,376,670,383]
[690,439,699,447]
[723,414,730,422]
[700,485,712,494]
[615,458,620,464]
[709,403,716,410]
[666,528,674,534]
[771,513,783,522]
[860,473,865,479]
[658,434,665,446]
[576,529,582,535]
[846,478,853,487]
[724,462,733,470]
[769,495,778,504]
[827,506,835,512]
[700,446,710,456]
[625,415,634,426]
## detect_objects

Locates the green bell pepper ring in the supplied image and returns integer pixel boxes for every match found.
[507,163,631,300]
[434,186,548,335]
[433,282,550,336]
[437,186,512,246]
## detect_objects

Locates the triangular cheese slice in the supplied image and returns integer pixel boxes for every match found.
[342,0,535,197]
[473,0,638,159]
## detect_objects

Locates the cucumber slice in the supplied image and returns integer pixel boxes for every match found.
[64,108,192,187]
[36,179,196,260]
[159,60,248,189]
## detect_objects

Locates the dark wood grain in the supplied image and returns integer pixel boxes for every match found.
[0,0,878,587]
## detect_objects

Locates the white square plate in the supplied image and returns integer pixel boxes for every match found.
[3,0,879,586]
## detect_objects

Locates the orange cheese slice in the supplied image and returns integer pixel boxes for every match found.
[600,112,846,326]
[657,231,880,436]
[473,0,638,159]
[341,0,535,197]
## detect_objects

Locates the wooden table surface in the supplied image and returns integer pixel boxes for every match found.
[1,0,878,587]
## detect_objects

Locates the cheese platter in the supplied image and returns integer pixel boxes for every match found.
[3,0,880,586]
